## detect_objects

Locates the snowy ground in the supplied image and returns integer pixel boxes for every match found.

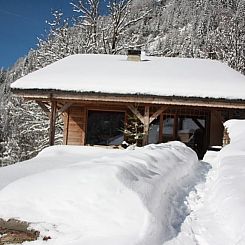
[167,119,245,245]
[0,120,244,245]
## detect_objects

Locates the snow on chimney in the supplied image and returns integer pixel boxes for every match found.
[127,49,141,62]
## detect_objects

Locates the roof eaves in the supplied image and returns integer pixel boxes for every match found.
[11,88,245,109]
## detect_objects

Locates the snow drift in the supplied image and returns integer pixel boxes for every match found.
[213,120,245,244]
[1,120,244,245]
[0,142,201,245]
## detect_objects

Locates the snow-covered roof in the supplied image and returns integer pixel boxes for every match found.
[11,54,245,100]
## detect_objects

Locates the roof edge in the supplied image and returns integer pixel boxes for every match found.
[11,88,245,109]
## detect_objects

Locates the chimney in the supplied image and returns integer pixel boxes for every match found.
[127,49,141,62]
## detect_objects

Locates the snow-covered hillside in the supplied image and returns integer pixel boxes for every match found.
[0,120,245,245]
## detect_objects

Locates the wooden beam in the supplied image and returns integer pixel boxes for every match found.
[63,109,70,145]
[149,106,168,124]
[173,113,178,140]
[49,101,57,146]
[142,106,150,146]
[13,89,245,109]
[127,105,144,124]
[203,114,209,149]
[57,102,73,118]
[36,101,50,117]
[192,117,205,130]
[159,113,163,143]
[212,110,224,123]
[128,105,164,145]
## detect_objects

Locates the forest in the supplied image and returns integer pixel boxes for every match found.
[0,0,244,166]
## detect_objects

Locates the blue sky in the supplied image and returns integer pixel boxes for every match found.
[0,0,75,69]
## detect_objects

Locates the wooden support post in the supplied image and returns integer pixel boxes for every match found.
[63,108,70,145]
[49,101,57,146]
[128,105,152,146]
[142,106,150,146]
[173,113,178,140]
[206,112,211,148]
[159,113,163,143]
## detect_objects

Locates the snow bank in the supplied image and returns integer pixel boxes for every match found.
[2,120,245,245]
[212,119,245,244]
[223,119,245,153]
[0,142,200,245]
[167,119,245,245]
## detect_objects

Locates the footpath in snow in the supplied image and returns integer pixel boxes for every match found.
[167,119,245,245]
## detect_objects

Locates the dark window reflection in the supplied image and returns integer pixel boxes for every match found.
[87,111,125,145]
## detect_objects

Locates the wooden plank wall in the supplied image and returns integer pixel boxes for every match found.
[63,106,86,145]
[62,104,224,147]
[209,110,224,146]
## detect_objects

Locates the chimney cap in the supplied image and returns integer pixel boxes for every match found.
[127,49,141,56]
[127,49,141,62]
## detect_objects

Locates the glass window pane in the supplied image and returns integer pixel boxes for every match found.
[87,111,125,145]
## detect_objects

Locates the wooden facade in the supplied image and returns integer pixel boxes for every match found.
[64,106,87,145]
[12,89,245,159]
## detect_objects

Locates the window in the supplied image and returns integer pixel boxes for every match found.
[86,111,125,145]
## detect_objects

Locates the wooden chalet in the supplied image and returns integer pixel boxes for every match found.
[11,53,245,158]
